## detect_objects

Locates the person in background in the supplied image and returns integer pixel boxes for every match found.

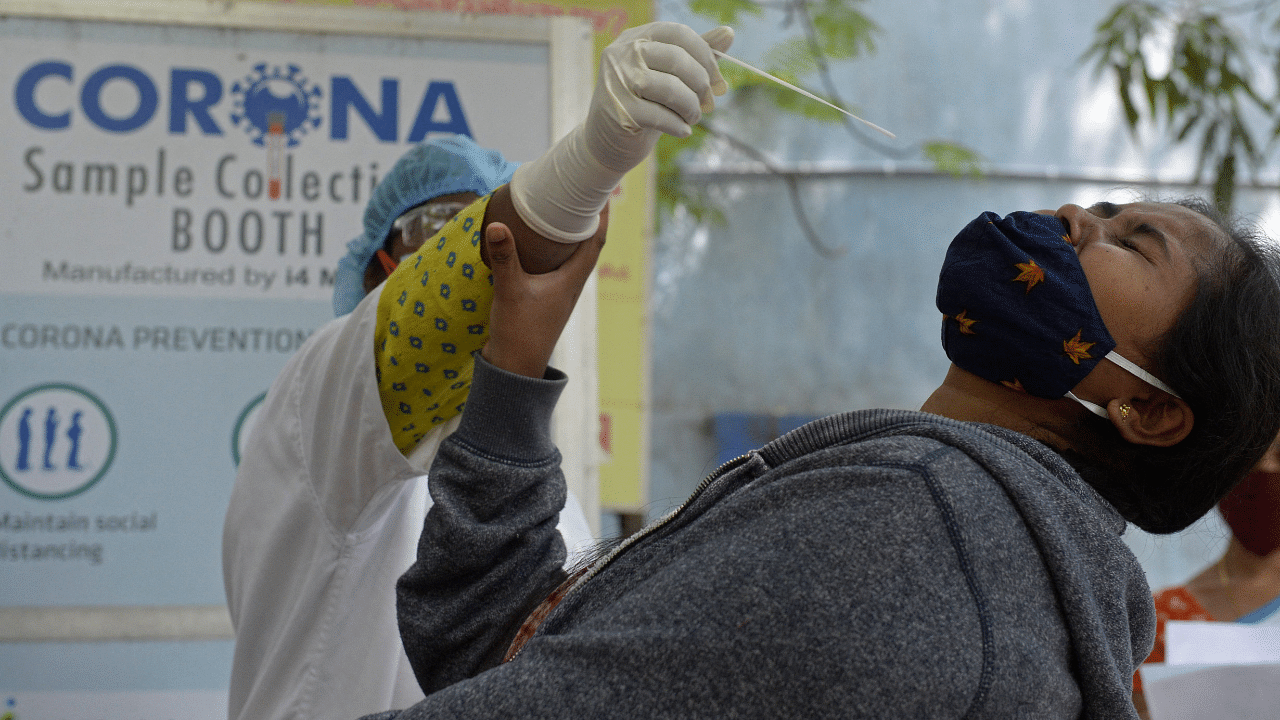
[221,135,597,720]
[1131,430,1280,717]
[323,19,1280,720]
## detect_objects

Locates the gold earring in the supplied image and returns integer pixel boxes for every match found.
[1119,403,1132,420]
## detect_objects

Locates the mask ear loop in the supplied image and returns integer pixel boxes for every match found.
[1103,351,1182,398]
[1065,392,1110,419]
[1065,351,1183,419]
[374,248,398,276]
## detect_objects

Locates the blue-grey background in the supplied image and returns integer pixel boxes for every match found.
[644,0,1278,591]
[2,0,1274,704]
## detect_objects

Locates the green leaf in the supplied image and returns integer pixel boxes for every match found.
[1174,113,1200,142]
[1192,118,1221,182]
[665,0,976,239]
[1181,43,1208,90]
[1083,0,1161,74]
[1083,0,1280,210]
[655,128,728,227]
[1143,72,1161,113]
[1165,80,1188,121]
[810,1,879,59]
[1212,151,1236,213]
[719,62,771,90]
[1115,64,1140,129]
[762,38,822,78]
[922,141,985,179]
[688,0,761,26]
[1234,120,1254,157]
[756,81,850,123]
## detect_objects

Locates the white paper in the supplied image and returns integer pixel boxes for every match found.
[1165,620,1280,665]
[1140,664,1280,720]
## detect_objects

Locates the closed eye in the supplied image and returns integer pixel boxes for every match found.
[1118,237,1156,264]
[1132,222,1170,260]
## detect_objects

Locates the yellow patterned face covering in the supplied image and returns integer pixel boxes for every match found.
[375,195,494,453]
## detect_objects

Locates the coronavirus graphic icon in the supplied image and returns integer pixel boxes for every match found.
[229,63,322,147]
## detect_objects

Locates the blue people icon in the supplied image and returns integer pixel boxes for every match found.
[43,407,59,471]
[66,410,84,471]
[16,407,33,472]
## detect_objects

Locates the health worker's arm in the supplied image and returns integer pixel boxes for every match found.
[373,20,731,454]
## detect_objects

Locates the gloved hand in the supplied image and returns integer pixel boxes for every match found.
[511,22,734,243]
[586,22,732,173]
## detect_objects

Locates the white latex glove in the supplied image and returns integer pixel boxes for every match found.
[586,22,732,173]
[511,22,734,243]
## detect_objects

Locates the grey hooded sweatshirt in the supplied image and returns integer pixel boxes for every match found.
[364,356,1155,719]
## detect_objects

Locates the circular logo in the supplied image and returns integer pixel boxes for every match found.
[229,63,323,147]
[231,391,267,467]
[0,384,117,500]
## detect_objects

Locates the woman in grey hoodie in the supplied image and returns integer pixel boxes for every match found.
[361,22,1280,720]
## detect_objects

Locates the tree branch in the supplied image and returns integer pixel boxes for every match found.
[702,121,848,257]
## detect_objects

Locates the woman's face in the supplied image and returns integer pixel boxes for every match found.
[1044,201,1220,367]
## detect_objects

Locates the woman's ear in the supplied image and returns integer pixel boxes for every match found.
[1109,395,1194,447]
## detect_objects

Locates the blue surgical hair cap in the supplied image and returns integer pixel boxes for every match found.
[332,135,518,316]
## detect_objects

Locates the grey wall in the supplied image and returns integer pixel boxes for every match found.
[648,0,1280,589]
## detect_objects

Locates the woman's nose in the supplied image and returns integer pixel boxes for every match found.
[1054,204,1091,247]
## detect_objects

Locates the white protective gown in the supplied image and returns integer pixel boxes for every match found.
[222,286,593,720]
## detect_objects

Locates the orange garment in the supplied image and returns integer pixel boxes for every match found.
[1133,586,1214,693]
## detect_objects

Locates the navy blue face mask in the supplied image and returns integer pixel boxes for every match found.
[936,210,1181,417]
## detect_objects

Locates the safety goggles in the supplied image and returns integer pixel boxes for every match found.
[393,200,471,253]
[375,200,472,276]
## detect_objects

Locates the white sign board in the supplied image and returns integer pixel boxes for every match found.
[0,0,591,709]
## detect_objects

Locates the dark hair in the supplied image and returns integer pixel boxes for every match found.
[1080,197,1280,533]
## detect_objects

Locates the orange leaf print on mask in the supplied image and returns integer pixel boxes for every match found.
[1062,330,1096,364]
[1012,260,1045,294]
[947,309,979,335]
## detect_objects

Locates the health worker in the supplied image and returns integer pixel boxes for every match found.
[222,135,597,720]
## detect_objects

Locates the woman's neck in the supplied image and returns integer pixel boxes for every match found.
[1188,537,1280,621]
[919,365,1088,453]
